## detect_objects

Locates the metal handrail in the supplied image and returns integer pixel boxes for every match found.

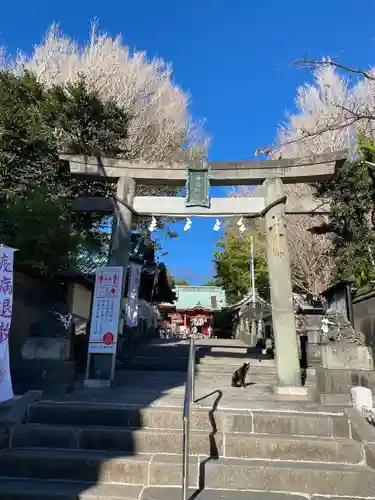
[182,334,196,500]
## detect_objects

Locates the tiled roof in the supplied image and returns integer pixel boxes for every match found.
[161,285,227,311]
[74,244,109,276]
[70,233,155,278]
[231,291,269,310]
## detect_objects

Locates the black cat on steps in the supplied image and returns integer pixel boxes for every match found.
[231,362,250,388]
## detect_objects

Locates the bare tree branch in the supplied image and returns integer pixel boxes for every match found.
[2,21,210,174]
[294,57,375,82]
[255,56,375,158]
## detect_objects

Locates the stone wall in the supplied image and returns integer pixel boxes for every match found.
[71,283,91,320]
[8,273,74,394]
[9,273,69,363]
[316,367,375,406]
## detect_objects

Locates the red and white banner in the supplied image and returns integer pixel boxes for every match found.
[0,245,15,403]
[88,266,124,354]
[126,262,142,327]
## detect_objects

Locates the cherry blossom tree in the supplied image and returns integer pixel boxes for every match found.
[268,57,375,158]
[230,185,334,296]
[1,21,208,168]
[275,64,356,157]
[269,58,375,289]
[283,183,334,295]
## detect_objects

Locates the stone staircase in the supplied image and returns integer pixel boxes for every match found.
[1,338,375,499]
[118,340,275,373]
[118,341,190,371]
[1,395,375,498]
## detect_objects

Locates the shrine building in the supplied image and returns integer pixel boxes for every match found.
[158,285,227,335]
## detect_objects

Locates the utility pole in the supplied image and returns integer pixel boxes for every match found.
[249,231,257,347]
[238,218,257,346]
[250,233,256,308]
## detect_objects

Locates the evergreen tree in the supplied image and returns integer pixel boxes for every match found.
[213,221,269,303]
[0,70,130,276]
[313,137,375,289]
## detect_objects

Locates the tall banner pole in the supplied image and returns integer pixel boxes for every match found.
[0,245,16,403]
[126,262,143,328]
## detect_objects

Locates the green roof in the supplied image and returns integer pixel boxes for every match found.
[71,233,155,278]
[171,285,227,311]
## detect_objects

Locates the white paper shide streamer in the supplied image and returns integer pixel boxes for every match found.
[0,245,15,403]
[237,217,246,233]
[184,218,192,232]
[213,219,221,231]
[148,217,157,233]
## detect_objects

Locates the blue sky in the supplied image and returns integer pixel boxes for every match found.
[1,0,375,284]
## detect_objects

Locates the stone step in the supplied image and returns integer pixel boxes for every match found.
[27,403,350,437]
[0,479,142,499]
[119,356,189,371]
[10,425,212,457]
[196,364,316,375]
[10,423,362,464]
[222,432,363,463]
[114,368,188,387]
[0,450,198,488]
[129,345,190,357]
[142,487,375,500]
[0,448,151,484]
[197,356,275,367]
[202,458,375,497]
[1,449,373,496]
[196,363,277,374]
[2,481,371,500]
[194,371,316,388]
[203,347,251,354]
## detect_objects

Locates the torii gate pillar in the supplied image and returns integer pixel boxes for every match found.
[85,176,136,387]
[263,178,302,391]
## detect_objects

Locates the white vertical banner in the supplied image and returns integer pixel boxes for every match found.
[126,262,142,327]
[88,266,124,354]
[0,245,15,403]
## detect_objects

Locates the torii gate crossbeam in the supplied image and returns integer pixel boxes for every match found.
[73,195,330,217]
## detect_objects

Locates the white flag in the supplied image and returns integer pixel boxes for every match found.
[0,245,15,402]
[126,263,142,327]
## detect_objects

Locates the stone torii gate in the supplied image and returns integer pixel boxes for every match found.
[60,151,345,392]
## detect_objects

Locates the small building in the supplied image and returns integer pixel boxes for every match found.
[158,285,227,335]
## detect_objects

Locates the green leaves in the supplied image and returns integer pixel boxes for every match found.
[49,77,131,157]
[315,136,375,288]
[213,220,269,303]
[0,70,131,277]
[0,186,80,276]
